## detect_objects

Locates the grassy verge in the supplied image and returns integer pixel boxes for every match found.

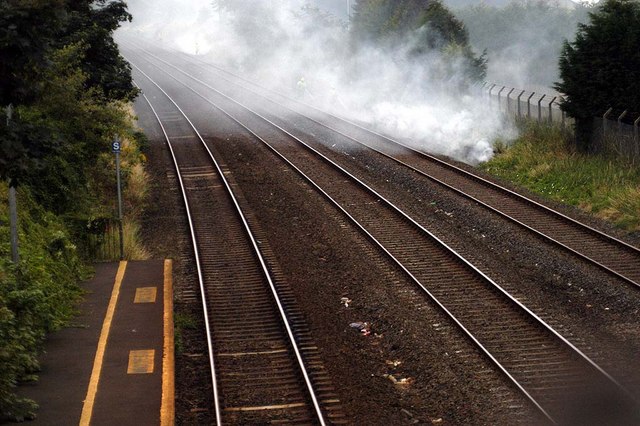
[480,121,640,232]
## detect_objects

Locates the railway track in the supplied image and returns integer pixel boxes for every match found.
[127,50,639,424]
[146,47,640,290]
[133,66,345,425]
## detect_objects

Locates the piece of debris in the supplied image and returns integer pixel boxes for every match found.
[401,408,420,424]
[341,297,352,307]
[384,374,414,386]
[431,418,443,424]
[350,321,371,336]
[386,359,402,367]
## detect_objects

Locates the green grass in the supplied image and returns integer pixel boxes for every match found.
[480,122,640,232]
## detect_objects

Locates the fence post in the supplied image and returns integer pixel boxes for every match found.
[517,90,525,118]
[603,107,613,139]
[634,115,640,160]
[537,94,546,123]
[617,110,628,154]
[527,92,535,118]
[488,84,496,107]
[506,88,515,116]
[497,86,506,112]
[548,96,557,124]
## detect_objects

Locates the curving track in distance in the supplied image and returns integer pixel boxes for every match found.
[127,48,640,425]
[133,65,345,425]
[144,46,640,290]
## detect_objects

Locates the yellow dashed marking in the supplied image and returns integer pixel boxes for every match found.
[134,287,158,303]
[127,350,155,374]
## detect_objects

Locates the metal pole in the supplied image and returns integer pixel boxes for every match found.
[6,104,18,264]
[634,115,640,160]
[537,94,546,123]
[506,88,515,115]
[527,92,535,118]
[603,107,613,139]
[517,90,525,118]
[617,110,628,154]
[488,84,496,107]
[497,86,506,112]
[115,136,124,260]
[548,96,557,124]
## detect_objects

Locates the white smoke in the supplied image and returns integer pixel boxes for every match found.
[121,0,516,164]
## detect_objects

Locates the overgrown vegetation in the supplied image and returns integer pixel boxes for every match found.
[0,0,145,419]
[481,122,640,232]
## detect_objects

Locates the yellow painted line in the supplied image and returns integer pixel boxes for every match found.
[134,286,158,303]
[224,402,307,412]
[79,261,128,426]
[161,259,175,426]
[127,350,155,374]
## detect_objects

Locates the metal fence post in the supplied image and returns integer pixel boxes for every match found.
[527,92,535,118]
[506,88,515,116]
[488,84,496,107]
[537,94,546,123]
[548,96,557,124]
[603,107,613,139]
[617,110,628,154]
[517,90,525,118]
[497,86,506,112]
[634,115,640,159]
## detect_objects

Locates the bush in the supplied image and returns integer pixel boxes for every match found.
[0,184,85,420]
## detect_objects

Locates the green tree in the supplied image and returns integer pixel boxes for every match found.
[60,0,137,102]
[351,0,486,83]
[0,0,67,106]
[555,0,640,153]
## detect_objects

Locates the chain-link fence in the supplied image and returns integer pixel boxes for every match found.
[481,82,640,162]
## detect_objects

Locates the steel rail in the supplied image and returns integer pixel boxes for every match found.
[130,61,327,426]
[151,48,640,290]
[130,50,638,422]
[133,82,222,425]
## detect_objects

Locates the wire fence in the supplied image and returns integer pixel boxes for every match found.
[481,82,640,162]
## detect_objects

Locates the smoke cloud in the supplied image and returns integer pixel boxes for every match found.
[452,1,591,92]
[120,0,516,164]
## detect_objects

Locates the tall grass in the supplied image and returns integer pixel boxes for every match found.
[481,122,640,232]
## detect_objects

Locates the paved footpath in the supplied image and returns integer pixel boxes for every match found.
[18,260,174,426]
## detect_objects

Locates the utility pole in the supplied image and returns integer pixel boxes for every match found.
[113,136,124,260]
[6,104,19,264]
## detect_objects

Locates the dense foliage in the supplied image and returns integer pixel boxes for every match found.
[0,0,139,419]
[555,0,640,152]
[351,0,487,84]
[454,1,590,89]
[0,0,136,188]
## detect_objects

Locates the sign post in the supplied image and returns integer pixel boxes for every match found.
[113,136,124,260]
[7,104,18,264]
